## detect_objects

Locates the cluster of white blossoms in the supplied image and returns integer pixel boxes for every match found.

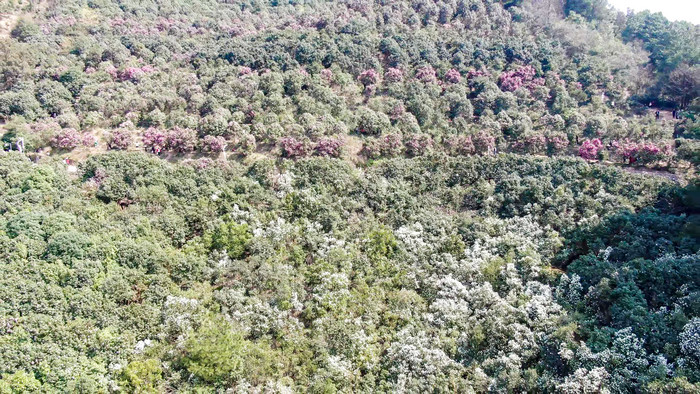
[273,171,295,198]
[161,296,200,339]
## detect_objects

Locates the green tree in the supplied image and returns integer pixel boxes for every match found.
[121,359,163,394]
[209,221,252,259]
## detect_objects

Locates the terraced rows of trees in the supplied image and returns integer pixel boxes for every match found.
[0,0,698,392]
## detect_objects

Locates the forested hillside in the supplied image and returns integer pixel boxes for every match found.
[0,0,698,392]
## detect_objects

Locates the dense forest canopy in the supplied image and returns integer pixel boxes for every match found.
[0,0,698,392]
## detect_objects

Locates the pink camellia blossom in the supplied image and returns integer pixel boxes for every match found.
[467,69,489,80]
[578,138,603,160]
[121,67,144,81]
[358,68,379,86]
[473,131,496,155]
[547,136,569,154]
[50,128,81,150]
[314,137,344,157]
[445,69,461,84]
[142,127,168,153]
[280,136,311,158]
[106,65,119,79]
[514,134,547,154]
[166,127,197,153]
[611,139,638,163]
[81,133,97,147]
[202,135,227,152]
[382,133,403,157]
[109,129,132,150]
[498,65,539,92]
[390,103,406,120]
[384,68,403,83]
[446,135,475,155]
[404,134,433,156]
[117,65,156,82]
[415,65,437,83]
[320,68,333,81]
[611,139,673,165]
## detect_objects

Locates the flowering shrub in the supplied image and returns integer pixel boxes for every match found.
[362,134,403,158]
[362,138,382,159]
[404,134,433,156]
[390,103,406,120]
[358,69,379,86]
[415,65,437,83]
[280,136,311,158]
[81,133,97,147]
[578,138,603,160]
[142,127,168,152]
[637,142,673,164]
[314,138,344,157]
[612,140,674,165]
[498,65,543,92]
[446,135,475,155]
[467,69,489,80]
[167,127,198,153]
[109,129,132,150]
[382,133,403,157]
[202,135,227,152]
[611,139,638,163]
[239,66,253,76]
[473,131,496,154]
[444,69,461,84]
[363,84,377,97]
[384,68,403,83]
[522,134,547,155]
[547,136,569,155]
[320,68,333,82]
[116,65,156,82]
[50,128,81,149]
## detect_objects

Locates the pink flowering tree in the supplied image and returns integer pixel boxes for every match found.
[382,133,404,157]
[109,129,132,150]
[167,127,198,153]
[50,129,81,150]
[446,135,475,156]
[547,136,569,155]
[611,139,638,164]
[498,65,543,92]
[444,69,461,84]
[320,68,333,82]
[524,134,547,155]
[473,131,496,155]
[239,66,253,76]
[280,136,311,158]
[142,127,168,152]
[578,138,603,160]
[467,69,489,80]
[362,138,383,159]
[636,142,674,165]
[415,65,437,83]
[202,135,227,153]
[314,138,344,158]
[81,133,97,147]
[384,68,404,83]
[358,68,379,86]
[404,134,433,156]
